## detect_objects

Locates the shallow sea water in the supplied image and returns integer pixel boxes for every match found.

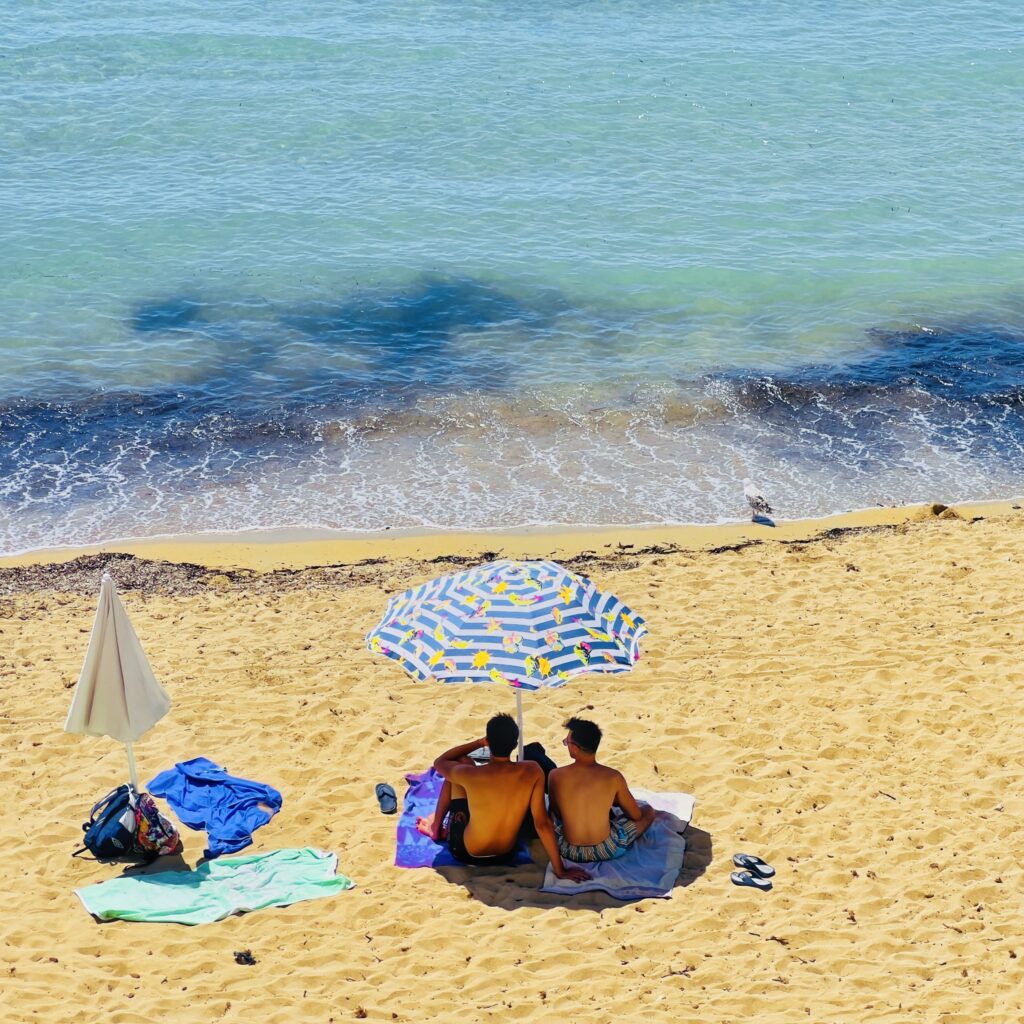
[1,2,1023,552]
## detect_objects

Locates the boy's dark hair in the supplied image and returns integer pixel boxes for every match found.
[565,716,602,753]
[486,712,520,758]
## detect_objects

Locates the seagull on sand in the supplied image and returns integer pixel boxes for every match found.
[743,478,772,521]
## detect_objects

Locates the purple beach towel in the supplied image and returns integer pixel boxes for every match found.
[394,768,532,869]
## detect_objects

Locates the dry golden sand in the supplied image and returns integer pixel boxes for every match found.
[1,506,1022,1023]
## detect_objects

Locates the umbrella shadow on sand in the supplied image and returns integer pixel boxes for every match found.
[432,824,713,912]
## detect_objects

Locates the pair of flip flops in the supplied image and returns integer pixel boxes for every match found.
[375,783,398,815]
[730,853,775,891]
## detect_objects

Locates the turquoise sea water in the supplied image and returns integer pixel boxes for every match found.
[2,2,1023,552]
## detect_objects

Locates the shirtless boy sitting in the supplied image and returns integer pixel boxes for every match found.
[547,717,656,863]
[421,713,589,882]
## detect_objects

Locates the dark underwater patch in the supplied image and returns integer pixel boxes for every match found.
[126,275,568,396]
[131,295,206,334]
[4,297,1024,518]
[714,323,1024,407]
[707,323,1024,464]
[282,274,559,350]
[2,269,574,504]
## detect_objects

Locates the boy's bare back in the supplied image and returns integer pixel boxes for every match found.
[458,760,542,856]
[549,762,628,846]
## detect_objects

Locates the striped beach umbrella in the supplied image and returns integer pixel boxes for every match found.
[366,559,647,759]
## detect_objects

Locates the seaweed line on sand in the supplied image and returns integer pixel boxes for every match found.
[0,523,933,600]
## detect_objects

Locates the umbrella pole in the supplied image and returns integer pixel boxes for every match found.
[125,742,139,791]
[515,689,525,762]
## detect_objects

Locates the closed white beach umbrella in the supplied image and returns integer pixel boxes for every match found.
[64,573,171,789]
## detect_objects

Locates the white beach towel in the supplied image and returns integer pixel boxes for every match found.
[540,790,695,900]
[631,789,695,832]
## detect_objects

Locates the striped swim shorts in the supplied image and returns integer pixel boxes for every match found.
[555,815,639,863]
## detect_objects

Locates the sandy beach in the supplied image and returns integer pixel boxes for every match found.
[1,503,1022,1023]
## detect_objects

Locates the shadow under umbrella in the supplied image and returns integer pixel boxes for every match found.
[430,823,712,911]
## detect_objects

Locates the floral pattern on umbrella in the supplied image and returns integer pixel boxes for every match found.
[366,559,647,689]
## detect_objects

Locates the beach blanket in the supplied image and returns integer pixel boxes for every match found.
[75,847,354,925]
[395,768,532,868]
[631,789,696,832]
[540,791,694,900]
[148,757,282,858]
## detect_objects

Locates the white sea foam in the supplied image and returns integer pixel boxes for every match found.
[2,379,1023,556]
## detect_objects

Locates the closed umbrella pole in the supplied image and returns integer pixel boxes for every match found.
[125,742,139,791]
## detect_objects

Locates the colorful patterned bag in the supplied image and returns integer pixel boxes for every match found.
[133,792,181,857]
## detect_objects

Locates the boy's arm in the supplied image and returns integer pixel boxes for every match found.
[530,769,589,883]
[546,769,562,822]
[433,738,487,781]
[614,772,657,836]
[613,772,647,821]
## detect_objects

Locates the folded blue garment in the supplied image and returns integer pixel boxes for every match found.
[148,757,282,858]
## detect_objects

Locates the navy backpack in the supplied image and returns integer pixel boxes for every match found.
[73,784,139,860]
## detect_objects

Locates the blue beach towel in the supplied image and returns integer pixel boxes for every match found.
[395,767,532,868]
[148,757,282,858]
[540,792,694,900]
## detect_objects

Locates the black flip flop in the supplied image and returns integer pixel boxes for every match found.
[733,853,775,879]
[375,782,398,815]
[730,870,773,891]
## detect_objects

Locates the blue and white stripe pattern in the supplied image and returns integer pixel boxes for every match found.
[367,559,647,689]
